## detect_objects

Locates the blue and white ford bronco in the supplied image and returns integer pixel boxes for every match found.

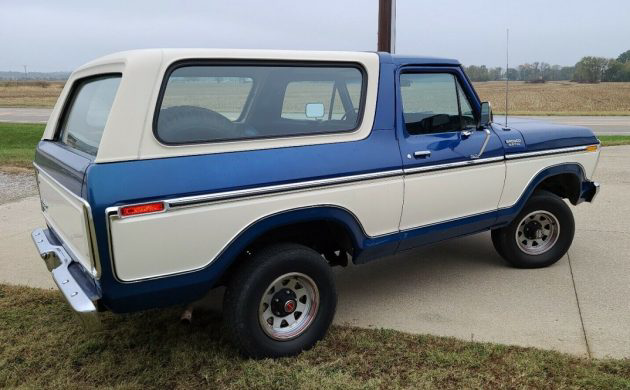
[32,49,600,358]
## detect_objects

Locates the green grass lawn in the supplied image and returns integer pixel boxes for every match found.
[0,122,45,168]
[0,122,628,170]
[0,284,629,389]
[598,135,630,146]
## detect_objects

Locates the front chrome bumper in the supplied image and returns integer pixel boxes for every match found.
[31,228,101,329]
[581,181,600,203]
[592,181,600,202]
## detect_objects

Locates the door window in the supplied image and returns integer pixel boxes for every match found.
[400,73,475,135]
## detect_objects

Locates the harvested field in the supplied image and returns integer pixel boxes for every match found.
[0,81,65,108]
[1,80,630,116]
[473,81,630,116]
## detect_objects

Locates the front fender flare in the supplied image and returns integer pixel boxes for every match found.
[496,163,585,226]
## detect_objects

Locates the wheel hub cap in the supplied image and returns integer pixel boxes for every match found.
[258,273,320,341]
[516,210,560,255]
[270,288,297,317]
[284,300,296,314]
[523,221,543,240]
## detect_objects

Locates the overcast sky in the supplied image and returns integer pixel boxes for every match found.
[1,0,629,71]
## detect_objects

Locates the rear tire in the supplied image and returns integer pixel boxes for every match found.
[492,190,575,268]
[223,243,336,358]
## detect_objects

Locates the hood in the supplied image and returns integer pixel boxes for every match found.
[494,117,599,153]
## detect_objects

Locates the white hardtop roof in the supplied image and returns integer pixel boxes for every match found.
[46,49,381,163]
[76,48,378,72]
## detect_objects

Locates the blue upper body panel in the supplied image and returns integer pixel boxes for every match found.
[494,116,598,152]
[34,52,599,312]
[382,53,461,66]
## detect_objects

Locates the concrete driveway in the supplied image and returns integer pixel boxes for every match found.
[1,146,628,359]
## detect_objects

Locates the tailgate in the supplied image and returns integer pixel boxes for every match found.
[35,166,98,277]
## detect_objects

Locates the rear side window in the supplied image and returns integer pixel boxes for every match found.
[155,64,365,145]
[58,75,121,156]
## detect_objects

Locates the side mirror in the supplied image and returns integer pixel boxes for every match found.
[479,102,493,128]
[305,103,325,119]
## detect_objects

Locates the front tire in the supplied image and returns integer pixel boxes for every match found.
[223,243,337,358]
[492,190,575,268]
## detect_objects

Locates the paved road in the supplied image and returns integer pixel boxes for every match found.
[1,146,628,359]
[0,107,628,135]
[0,107,51,123]
[513,116,630,135]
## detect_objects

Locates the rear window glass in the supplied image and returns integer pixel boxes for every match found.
[58,75,121,156]
[155,64,364,144]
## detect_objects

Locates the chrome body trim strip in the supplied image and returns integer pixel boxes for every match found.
[167,169,404,208]
[31,228,100,329]
[403,156,504,175]
[107,144,599,215]
[505,144,596,160]
[33,163,101,279]
[103,143,599,283]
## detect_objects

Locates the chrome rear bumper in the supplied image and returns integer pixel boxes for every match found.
[31,228,101,329]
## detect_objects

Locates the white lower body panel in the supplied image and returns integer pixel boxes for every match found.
[399,162,506,230]
[109,177,404,281]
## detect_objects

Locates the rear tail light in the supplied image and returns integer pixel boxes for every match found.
[119,202,166,217]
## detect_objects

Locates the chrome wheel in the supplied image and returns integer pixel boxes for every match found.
[258,272,319,340]
[515,210,560,255]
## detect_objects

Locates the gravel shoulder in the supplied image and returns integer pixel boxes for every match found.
[0,170,38,205]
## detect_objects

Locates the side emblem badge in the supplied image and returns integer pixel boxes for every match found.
[505,138,523,147]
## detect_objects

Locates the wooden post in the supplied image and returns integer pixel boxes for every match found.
[378,0,395,53]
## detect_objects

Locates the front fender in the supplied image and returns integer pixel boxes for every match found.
[495,163,586,226]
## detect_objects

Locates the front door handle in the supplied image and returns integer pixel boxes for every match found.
[413,150,431,159]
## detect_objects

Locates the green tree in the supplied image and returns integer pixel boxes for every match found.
[573,56,609,83]
[463,65,490,82]
[617,50,630,63]
[488,67,503,81]
[506,68,519,80]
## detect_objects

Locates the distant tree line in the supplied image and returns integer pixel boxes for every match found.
[0,71,70,81]
[464,49,630,83]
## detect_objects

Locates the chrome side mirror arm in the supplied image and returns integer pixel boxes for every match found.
[470,128,491,159]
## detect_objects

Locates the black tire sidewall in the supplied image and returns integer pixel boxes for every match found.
[499,191,575,268]
[223,244,337,358]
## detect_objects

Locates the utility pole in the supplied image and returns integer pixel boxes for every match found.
[23,65,28,80]
[377,0,396,53]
